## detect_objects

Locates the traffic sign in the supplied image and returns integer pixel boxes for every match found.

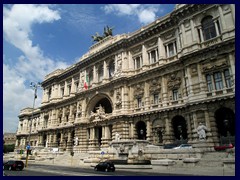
[101,151,105,155]
[26,145,30,150]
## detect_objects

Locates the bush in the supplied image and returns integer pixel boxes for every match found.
[3,144,15,153]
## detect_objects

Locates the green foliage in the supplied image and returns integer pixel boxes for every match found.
[3,144,15,153]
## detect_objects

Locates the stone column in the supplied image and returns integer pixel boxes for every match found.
[166,44,169,58]
[229,53,235,90]
[214,20,220,36]
[146,120,152,141]
[128,51,134,71]
[64,81,67,97]
[161,76,168,107]
[142,44,148,69]
[114,54,118,74]
[70,77,75,95]
[93,65,97,84]
[103,60,108,81]
[186,66,193,95]
[230,4,235,24]
[158,37,165,60]
[144,82,150,110]
[199,27,204,42]
[218,5,226,31]
[192,111,198,141]
[197,64,204,92]
[190,19,197,42]
[180,23,186,46]
[163,115,172,144]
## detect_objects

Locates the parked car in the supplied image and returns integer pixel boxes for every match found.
[214,143,234,151]
[163,144,178,149]
[3,160,24,171]
[94,161,115,172]
[173,144,192,149]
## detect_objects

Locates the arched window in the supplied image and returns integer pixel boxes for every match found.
[201,16,217,41]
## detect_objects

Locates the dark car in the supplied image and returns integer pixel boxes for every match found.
[163,144,177,149]
[94,161,115,172]
[214,143,234,151]
[3,160,24,171]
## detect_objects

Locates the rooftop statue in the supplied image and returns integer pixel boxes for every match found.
[91,26,114,43]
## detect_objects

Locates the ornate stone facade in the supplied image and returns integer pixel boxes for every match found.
[16,4,235,152]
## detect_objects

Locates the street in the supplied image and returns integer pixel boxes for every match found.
[4,163,189,176]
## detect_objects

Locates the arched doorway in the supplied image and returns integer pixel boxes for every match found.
[56,133,61,147]
[136,121,146,140]
[172,115,188,142]
[215,107,235,144]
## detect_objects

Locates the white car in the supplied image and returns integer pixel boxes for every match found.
[173,144,192,149]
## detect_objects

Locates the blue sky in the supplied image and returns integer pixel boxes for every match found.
[3,4,176,133]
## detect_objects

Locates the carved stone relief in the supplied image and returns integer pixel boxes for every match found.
[149,79,161,94]
[167,74,182,90]
[202,58,228,73]
[134,83,144,98]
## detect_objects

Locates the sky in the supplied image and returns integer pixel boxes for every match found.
[3,4,176,133]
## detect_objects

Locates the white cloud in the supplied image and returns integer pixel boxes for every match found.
[103,4,159,25]
[3,4,69,133]
[138,8,157,25]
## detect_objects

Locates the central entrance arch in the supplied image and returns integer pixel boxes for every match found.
[87,94,113,116]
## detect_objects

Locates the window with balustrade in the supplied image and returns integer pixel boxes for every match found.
[134,56,142,69]
[172,89,178,101]
[202,16,217,41]
[205,69,232,91]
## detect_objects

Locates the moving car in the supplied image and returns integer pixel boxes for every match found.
[173,144,192,149]
[3,160,24,171]
[214,143,234,151]
[94,161,115,172]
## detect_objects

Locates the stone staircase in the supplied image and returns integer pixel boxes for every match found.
[197,151,235,167]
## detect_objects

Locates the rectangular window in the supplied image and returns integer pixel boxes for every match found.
[149,50,157,63]
[206,74,213,91]
[214,72,223,90]
[224,69,231,88]
[137,98,142,108]
[135,56,141,69]
[68,85,71,95]
[169,43,174,57]
[75,82,79,92]
[172,89,178,101]
[153,94,159,104]
[48,88,51,101]
[61,88,64,97]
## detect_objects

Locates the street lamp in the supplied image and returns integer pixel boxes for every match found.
[25,82,41,168]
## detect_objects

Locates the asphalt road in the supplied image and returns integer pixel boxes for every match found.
[4,163,189,176]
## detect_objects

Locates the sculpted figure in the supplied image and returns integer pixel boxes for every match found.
[197,122,207,140]
[115,132,121,141]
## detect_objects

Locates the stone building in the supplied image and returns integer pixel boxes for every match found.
[16,4,235,153]
[4,133,16,145]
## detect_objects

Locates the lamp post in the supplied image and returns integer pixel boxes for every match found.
[25,82,41,168]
